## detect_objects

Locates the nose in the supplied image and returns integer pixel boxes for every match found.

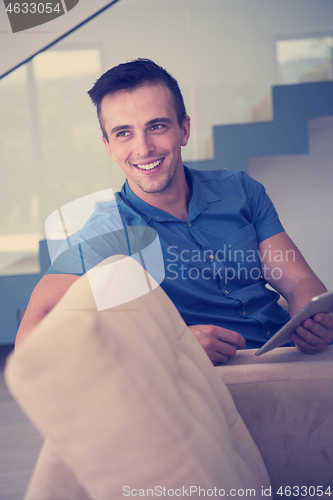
[134,131,155,158]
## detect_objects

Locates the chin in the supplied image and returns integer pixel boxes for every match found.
[138,177,173,195]
[140,184,169,194]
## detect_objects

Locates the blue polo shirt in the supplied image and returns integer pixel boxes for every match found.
[47,167,290,347]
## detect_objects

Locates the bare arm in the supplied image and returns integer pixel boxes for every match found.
[259,231,333,353]
[259,232,326,314]
[15,274,80,349]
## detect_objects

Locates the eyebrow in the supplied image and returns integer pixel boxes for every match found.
[110,124,133,135]
[110,118,172,135]
[145,117,173,127]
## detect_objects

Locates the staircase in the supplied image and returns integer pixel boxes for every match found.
[187,81,333,172]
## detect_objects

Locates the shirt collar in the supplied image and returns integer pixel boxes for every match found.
[120,166,221,223]
[186,167,220,221]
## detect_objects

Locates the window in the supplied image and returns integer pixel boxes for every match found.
[0,48,108,275]
[277,36,333,84]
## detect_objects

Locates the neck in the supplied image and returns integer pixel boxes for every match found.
[129,166,191,221]
[144,182,191,221]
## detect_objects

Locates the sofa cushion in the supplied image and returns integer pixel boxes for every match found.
[217,346,333,494]
[6,255,270,500]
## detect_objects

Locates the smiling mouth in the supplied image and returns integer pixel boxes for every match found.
[134,159,163,171]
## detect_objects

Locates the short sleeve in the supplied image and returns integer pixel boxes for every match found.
[45,200,129,276]
[239,171,284,243]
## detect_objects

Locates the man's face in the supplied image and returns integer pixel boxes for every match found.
[101,84,190,200]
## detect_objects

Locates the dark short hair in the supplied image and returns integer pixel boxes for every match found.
[88,58,187,141]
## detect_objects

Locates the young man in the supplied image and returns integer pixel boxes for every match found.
[16,59,333,363]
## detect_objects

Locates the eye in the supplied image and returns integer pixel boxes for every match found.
[150,124,165,131]
[116,130,130,137]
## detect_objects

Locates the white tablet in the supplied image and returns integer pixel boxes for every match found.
[255,290,333,356]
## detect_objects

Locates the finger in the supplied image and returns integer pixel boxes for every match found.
[292,322,329,353]
[217,329,246,349]
[301,319,327,340]
[291,332,319,354]
[216,341,238,358]
[301,317,333,346]
[312,312,333,329]
[212,353,230,365]
[204,338,237,361]
[296,323,326,346]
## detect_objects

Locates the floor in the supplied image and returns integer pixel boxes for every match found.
[0,345,43,500]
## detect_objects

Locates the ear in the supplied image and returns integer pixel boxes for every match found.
[102,136,117,163]
[181,116,190,147]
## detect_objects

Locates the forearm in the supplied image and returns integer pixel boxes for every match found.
[259,232,327,317]
[259,233,332,353]
[15,274,80,349]
[284,275,327,318]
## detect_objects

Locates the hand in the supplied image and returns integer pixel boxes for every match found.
[291,312,333,354]
[188,324,246,364]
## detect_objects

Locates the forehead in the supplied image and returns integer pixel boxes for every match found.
[100,84,177,128]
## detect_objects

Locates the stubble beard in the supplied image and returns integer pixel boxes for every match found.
[135,171,174,194]
[133,155,179,195]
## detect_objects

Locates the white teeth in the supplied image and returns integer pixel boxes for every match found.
[136,159,162,170]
